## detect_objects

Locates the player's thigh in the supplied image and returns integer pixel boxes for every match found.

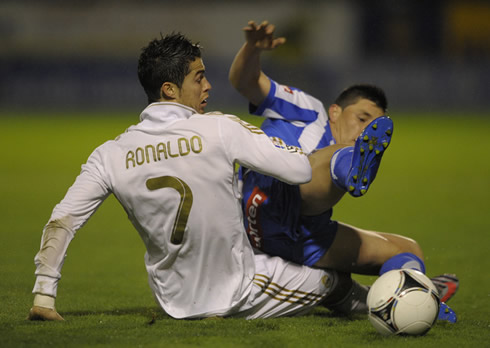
[314,222,422,275]
[236,253,335,319]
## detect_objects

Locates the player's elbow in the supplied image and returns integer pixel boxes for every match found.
[228,65,246,90]
[228,72,252,98]
[284,161,312,185]
[228,69,240,89]
[299,163,313,183]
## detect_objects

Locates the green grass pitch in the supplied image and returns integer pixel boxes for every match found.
[1,110,489,347]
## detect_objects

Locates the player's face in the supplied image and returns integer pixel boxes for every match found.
[174,58,212,114]
[329,98,385,145]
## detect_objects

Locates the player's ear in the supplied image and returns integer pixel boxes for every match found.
[161,82,178,100]
[329,104,342,122]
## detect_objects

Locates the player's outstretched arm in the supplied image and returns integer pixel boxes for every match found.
[229,20,286,106]
[28,295,64,321]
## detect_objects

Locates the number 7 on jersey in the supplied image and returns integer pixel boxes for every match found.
[146,176,193,245]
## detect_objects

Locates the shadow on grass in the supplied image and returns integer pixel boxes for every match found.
[310,306,367,322]
[61,306,169,324]
[59,305,366,326]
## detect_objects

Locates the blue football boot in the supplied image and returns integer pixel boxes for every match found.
[346,116,394,197]
[438,302,457,323]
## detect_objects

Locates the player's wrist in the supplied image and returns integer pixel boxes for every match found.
[244,41,264,54]
[33,294,56,310]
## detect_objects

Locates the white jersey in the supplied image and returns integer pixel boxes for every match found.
[33,102,312,319]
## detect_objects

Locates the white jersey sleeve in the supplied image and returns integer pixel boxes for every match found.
[32,146,112,297]
[218,114,311,185]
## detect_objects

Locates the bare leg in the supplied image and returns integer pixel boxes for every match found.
[299,144,350,216]
[314,222,423,275]
[300,142,423,273]
[301,116,394,214]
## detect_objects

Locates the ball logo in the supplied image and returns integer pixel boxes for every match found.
[321,275,332,289]
[245,187,268,248]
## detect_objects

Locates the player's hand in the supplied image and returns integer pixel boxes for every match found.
[243,20,286,51]
[28,306,64,321]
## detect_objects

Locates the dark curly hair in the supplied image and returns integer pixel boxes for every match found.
[138,33,202,104]
[335,84,388,113]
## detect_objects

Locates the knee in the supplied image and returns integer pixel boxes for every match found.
[391,235,424,260]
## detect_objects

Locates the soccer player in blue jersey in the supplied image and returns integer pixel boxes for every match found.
[229,21,458,321]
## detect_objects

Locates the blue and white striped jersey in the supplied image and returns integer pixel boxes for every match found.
[251,79,336,154]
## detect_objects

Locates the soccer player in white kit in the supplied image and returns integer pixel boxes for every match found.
[28,33,339,321]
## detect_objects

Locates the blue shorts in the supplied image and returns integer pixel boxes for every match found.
[241,169,338,267]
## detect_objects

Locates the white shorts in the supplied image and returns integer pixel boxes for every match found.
[233,252,336,319]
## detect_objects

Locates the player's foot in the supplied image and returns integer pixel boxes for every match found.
[346,116,393,197]
[438,302,457,323]
[431,274,459,303]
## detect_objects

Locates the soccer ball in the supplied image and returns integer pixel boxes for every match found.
[367,269,440,336]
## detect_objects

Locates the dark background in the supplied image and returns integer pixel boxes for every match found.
[1,0,489,114]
